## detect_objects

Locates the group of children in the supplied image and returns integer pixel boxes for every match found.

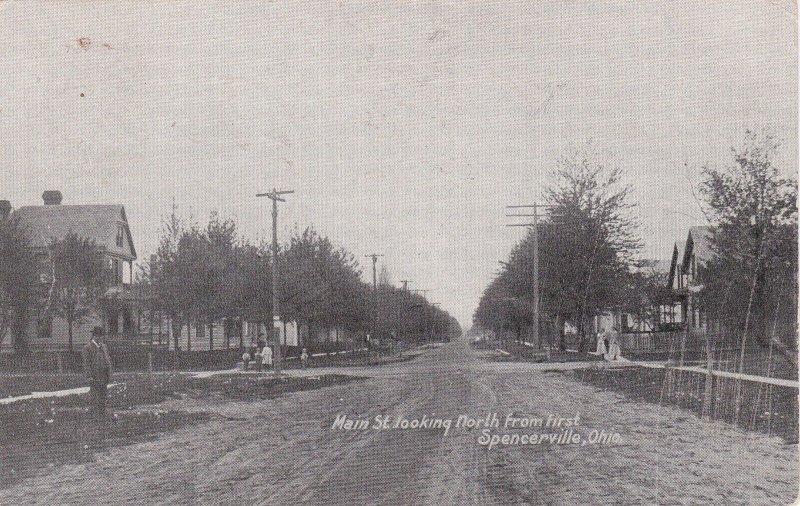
[241,344,272,371]
[241,345,310,371]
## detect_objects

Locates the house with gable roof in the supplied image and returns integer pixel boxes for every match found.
[667,225,718,333]
[1,190,139,352]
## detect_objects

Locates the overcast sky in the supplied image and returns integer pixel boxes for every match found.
[1,1,796,327]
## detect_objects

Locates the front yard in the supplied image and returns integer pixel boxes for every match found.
[569,365,798,444]
[0,373,364,488]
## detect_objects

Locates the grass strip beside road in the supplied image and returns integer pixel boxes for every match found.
[568,365,798,444]
[0,346,415,399]
[0,373,365,488]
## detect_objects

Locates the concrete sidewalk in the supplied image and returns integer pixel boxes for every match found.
[484,348,798,388]
[634,361,799,388]
[0,348,432,405]
[0,383,120,406]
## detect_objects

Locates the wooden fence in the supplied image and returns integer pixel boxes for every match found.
[618,330,742,354]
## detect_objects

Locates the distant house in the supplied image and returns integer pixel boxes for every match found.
[572,227,718,344]
[659,242,686,328]
[157,319,360,352]
[667,225,717,333]
[2,191,138,352]
[162,318,256,351]
[593,258,677,335]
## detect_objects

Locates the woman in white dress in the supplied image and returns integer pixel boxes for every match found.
[608,327,622,361]
[261,345,273,370]
[594,328,608,356]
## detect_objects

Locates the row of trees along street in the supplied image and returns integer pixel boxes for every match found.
[139,212,460,351]
[0,209,460,354]
[474,129,798,364]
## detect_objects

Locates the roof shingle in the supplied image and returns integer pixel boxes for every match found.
[13,205,136,260]
[688,226,714,264]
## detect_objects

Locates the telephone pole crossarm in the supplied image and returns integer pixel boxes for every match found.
[506,202,541,352]
[504,201,564,357]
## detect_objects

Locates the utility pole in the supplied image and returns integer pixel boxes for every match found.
[364,253,383,363]
[365,253,384,291]
[400,280,412,292]
[257,188,294,375]
[507,203,561,357]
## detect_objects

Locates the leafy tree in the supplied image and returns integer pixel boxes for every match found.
[202,212,238,349]
[474,148,643,351]
[616,260,675,331]
[232,241,272,347]
[374,285,443,343]
[0,215,39,352]
[542,150,642,349]
[697,129,798,357]
[150,210,195,350]
[47,234,107,352]
[151,210,275,351]
[174,226,210,351]
[473,271,528,343]
[132,255,168,345]
[280,227,368,341]
[147,216,456,352]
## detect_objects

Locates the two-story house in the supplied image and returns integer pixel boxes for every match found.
[3,190,138,352]
[667,225,715,333]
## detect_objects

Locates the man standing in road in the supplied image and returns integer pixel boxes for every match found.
[82,327,113,421]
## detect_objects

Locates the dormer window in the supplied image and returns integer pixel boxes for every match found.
[116,225,124,247]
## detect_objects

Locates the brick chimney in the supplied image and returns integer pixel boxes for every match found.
[0,200,10,221]
[42,190,63,205]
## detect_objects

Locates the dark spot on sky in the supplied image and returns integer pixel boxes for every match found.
[80,93,85,97]
[428,30,446,42]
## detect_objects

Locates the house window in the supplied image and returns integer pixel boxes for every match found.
[116,225,124,248]
[111,259,122,284]
[122,261,132,285]
[196,322,205,338]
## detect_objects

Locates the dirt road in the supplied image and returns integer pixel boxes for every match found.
[2,339,796,505]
